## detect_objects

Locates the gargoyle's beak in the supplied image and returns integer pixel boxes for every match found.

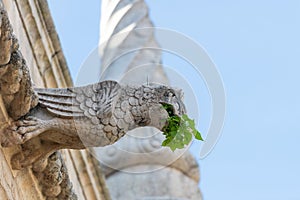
[160,100,186,117]
[174,106,186,116]
[174,102,186,116]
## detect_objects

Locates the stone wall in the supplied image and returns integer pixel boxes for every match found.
[0,1,110,199]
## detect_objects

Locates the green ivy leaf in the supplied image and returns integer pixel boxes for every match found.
[182,114,203,141]
[161,109,204,151]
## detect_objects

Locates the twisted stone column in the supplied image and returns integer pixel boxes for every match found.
[99,0,167,84]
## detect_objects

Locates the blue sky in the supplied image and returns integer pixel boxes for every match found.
[48,1,300,199]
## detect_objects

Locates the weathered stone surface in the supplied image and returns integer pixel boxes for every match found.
[33,152,78,200]
[0,1,102,199]
[0,8,38,120]
[0,185,8,200]
[106,165,202,200]
[0,95,9,129]
[0,7,12,65]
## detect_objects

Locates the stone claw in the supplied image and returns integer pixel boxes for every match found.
[0,116,45,147]
[15,116,39,127]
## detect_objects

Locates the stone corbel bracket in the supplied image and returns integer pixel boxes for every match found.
[0,8,38,167]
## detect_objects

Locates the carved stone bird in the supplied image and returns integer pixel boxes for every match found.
[0,8,187,168]
[0,80,186,168]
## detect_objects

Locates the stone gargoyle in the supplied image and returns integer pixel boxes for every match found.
[1,81,186,168]
[0,7,186,170]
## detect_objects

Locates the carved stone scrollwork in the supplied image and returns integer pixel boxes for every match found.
[0,8,38,120]
[0,7,12,65]
[33,152,78,200]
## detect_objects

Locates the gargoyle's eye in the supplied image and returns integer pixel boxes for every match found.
[164,92,170,97]
[166,90,175,97]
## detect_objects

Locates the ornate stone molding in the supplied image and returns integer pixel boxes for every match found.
[68,149,112,200]
[33,151,78,200]
[0,8,38,120]
[0,5,78,199]
[0,2,110,199]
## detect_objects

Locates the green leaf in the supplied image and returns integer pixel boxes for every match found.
[194,130,203,141]
[161,111,204,151]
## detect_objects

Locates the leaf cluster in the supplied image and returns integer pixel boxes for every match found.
[161,104,203,151]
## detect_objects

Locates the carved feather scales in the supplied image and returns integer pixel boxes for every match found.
[35,81,121,124]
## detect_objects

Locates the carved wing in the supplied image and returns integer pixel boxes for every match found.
[35,81,121,124]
